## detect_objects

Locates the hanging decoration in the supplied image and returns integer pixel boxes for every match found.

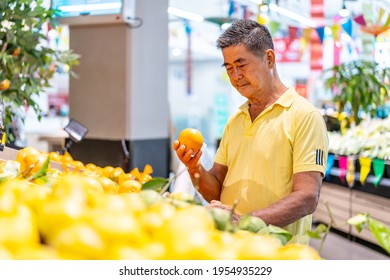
[354,14,367,26]
[268,21,281,35]
[341,18,353,37]
[330,24,341,42]
[338,155,348,184]
[373,158,385,187]
[228,0,235,17]
[358,5,390,37]
[359,157,372,186]
[302,28,313,44]
[310,0,324,71]
[315,26,325,44]
[346,156,356,188]
[257,3,268,25]
[185,21,192,95]
[325,154,335,181]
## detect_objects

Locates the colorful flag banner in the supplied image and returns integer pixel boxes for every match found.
[378,7,385,23]
[359,157,372,186]
[315,26,325,43]
[325,154,335,180]
[228,0,235,17]
[302,27,313,43]
[385,14,390,27]
[341,18,353,37]
[268,21,281,36]
[346,156,356,188]
[354,14,367,26]
[330,24,341,42]
[373,158,385,186]
[338,155,348,184]
[257,14,268,25]
[288,26,299,41]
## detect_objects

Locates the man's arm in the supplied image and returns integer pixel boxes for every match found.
[208,171,322,226]
[249,171,322,227]
[173,140,227,202]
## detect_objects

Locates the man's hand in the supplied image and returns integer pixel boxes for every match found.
[207,200,241,224]
[173,140,202,171]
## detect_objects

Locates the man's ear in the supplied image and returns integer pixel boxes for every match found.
[266,49,275,68]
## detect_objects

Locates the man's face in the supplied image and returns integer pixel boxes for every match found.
[222,45,271,99]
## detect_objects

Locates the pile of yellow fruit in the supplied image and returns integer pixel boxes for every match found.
[0,146,321,260]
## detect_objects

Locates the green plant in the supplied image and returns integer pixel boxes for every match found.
[309,202,390,256]
[323,60,390,125]
[0,0,80,142]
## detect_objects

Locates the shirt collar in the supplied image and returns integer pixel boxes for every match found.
[238,87,296,112]
[274,87,296,108]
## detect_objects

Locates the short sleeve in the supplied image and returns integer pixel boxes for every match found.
[293,110,329,176]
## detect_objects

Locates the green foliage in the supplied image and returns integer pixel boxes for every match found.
[323,60,390,125]
[310,208,390,256]
[348,213,390,255]
[0,0,79,132]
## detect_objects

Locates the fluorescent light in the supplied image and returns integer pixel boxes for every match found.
[167,7,204,23]
[236,1,318,27]
[57,3,122,12]
[269,3,317,28]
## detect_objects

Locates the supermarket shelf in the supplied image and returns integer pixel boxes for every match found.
[314,181,390,250]
[309,226,390,260]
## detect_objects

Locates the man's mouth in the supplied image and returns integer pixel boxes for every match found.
[236,83,249,88]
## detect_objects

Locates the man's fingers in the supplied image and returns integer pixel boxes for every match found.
[172,140,180,150]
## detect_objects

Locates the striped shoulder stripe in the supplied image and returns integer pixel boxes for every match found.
[316,149,324,165]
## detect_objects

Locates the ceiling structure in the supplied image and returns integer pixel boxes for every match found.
[168,0,390,61]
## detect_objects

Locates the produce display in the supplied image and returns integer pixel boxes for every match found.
[328,118,390,159]
[0,146,322,260]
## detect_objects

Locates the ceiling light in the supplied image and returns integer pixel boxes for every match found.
[167,7,204,23]
[339,1,350,17]
[269,3,317,28]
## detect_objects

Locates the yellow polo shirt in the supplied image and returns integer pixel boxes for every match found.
[214,87,328,240]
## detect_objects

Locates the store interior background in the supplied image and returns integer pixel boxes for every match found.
[21,0,390,175]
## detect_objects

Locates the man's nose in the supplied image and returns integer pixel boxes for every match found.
[230,66,243,80]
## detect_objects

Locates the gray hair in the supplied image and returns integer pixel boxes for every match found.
[216,19,274,58]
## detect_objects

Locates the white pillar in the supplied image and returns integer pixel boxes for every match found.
[68,0,170,176]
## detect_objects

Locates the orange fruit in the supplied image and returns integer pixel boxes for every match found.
[97,177,119,194]
[48,151,61,163]
[0,79,10,90]
[16,147,46,175]
[12,47,20,57]
[117,172,135,186]
[82,176,104,195]
[102,166,114,178]
[118,179,142,194]
[70,160,85,171]
[178,128,204,153]
[109,167,125,183]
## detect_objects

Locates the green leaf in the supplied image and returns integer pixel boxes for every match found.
[237,215,267,233]
[141,177,170,192]
[347,213,368,233]
[367,218,390,255]
[208,207,234,232]
[26,156,50,181]
[307,223,328,239]
[267,224,293,245]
